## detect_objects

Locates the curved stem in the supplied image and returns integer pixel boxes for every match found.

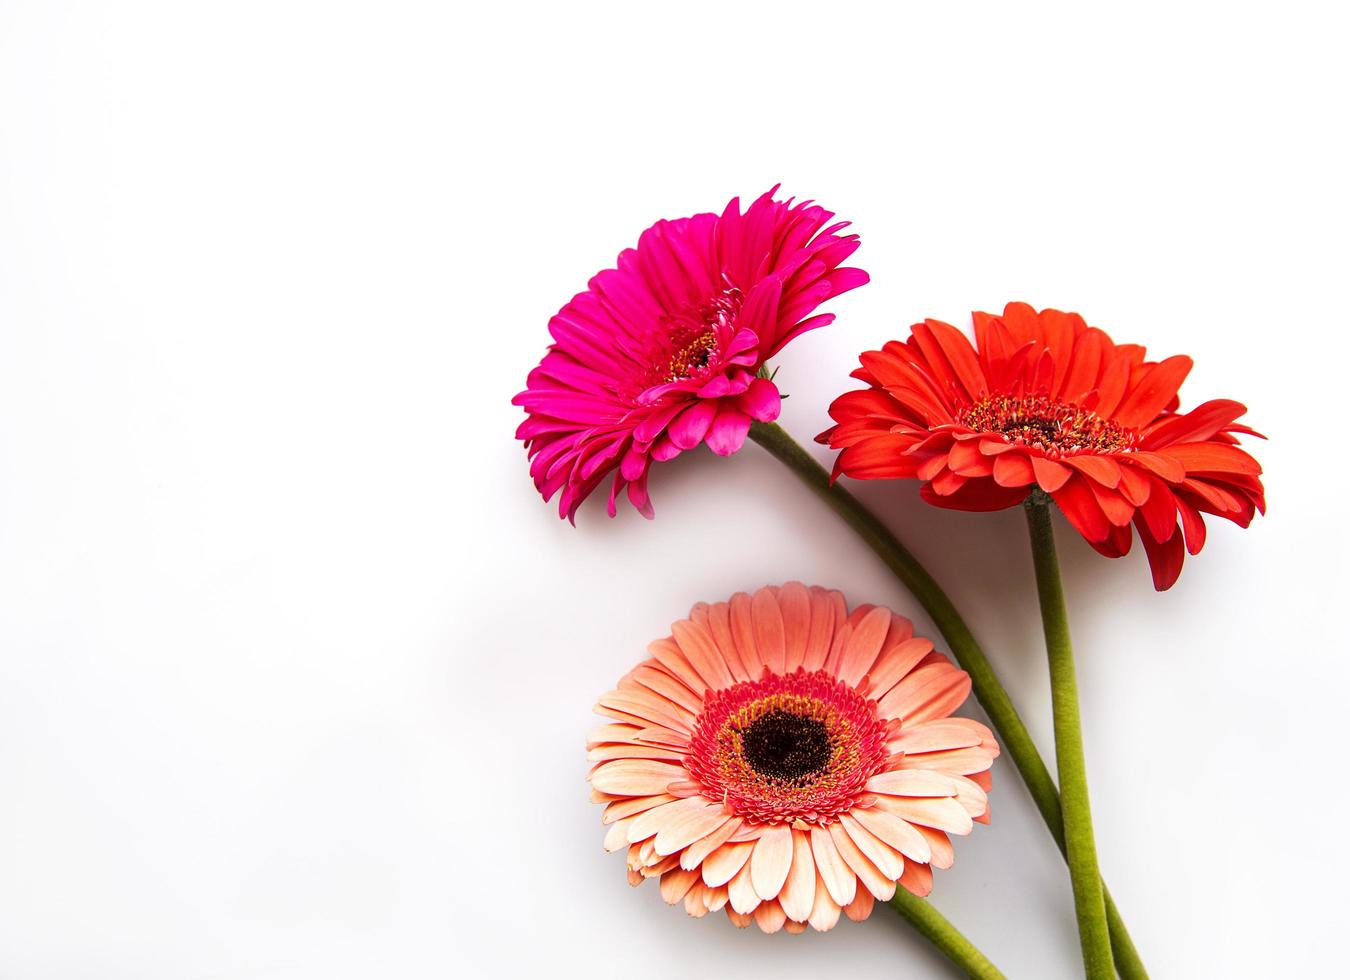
[889,888,1006,979]
[1025,498,1114,978]
[748,421,1147,978]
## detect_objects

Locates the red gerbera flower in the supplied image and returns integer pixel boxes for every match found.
[819,302,1266,590]
[514,188,867,521]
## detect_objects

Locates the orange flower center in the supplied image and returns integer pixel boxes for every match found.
[685,669,888,826]
[960,394,1134,455]
[659,287,743,383]
[666,329,718,381]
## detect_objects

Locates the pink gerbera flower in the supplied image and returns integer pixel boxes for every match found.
[514,189,868,520]
[588,584,998,933]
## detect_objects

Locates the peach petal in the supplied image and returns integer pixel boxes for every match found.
[778,581,812,672]
[890,718,988,754]
[684,881,711,917]
[586,723,640,749]
[591,759,688,796]
[596,689,691,733]
[587,743,684,762]
[727,858,760,914]
[865,638,933,699]
[843,887,875,922]
[822,620,853,675]
[837,605,891,686]
[898,859,934,898]
[802,588,839,670]
[705,601,752,683]
[754,899,788,933]
[874,795,974,836]
[646,637,707,695]
[627,796,709,844]
[808,872,842,931]
[839,813,904,880]
[783,919,807,934]
[659,866,699,904]
[809,826,857,907]
[655,803,731,856]
[681,816,742,871]
[912,826,955,869]
[850,806,932,864]
[944,773,991,818]
[779,830,817,922]
[705,885,729,912]
[726,908,753,928]
[672,619,735,692]
[881,613,915,648]
[630,725,689,749]
[750,823,793,900]
[750,587,788,675]
[602,793,678,824]
[865,770,960,797]
[828,821,896,901]
[729,591,762,675]
[642,854,680,879]
[899,746,997,776]
[604,817,636,852]
[702,839,755,888]
[632,664,703,714]
[879,663,972,725]
[917,825,955,869]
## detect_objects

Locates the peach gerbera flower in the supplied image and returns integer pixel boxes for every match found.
[587,583,999,934]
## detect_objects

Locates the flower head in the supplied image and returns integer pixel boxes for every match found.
[514,189,867,521]
[819,302,1266,589]
[588,584,998,933]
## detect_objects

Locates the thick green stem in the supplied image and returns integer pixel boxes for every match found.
[1025,498,1114,979]
[747,421,1147,978]
[889,888,1006,979]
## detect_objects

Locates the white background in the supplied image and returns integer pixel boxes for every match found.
[1,2,1346,978]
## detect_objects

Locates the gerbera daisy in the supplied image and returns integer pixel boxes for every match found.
[587,583,998,934]
[514,188,867,521]
[819,302,1266,589]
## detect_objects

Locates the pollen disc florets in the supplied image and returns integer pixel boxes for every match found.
[656,287,743,383]
[685,669,889,827]
[960,394,1135,456]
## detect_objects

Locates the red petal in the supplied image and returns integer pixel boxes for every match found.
[919,479,1028,512]
[1165,442,1263,476]
[1113,355,1193,428]
[1064,454,1121,488]
[992,452,1035,487]
[1136,514,1186,590]
[1140,398,1248,449]
[1030,456,1072,492]
[1052,476,1112,542]
[1130,451,1186,483]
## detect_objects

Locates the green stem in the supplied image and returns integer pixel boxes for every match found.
[747,421,1147,979]
[1025,497,1114,979]
[889,888,1006,979]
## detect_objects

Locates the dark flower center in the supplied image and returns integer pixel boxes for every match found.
[685,669,889,825]
[961,394,1134,455]
[739,710,833,781]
